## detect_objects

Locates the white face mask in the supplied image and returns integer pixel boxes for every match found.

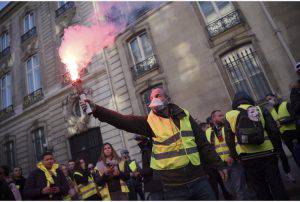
[149,98,168,113]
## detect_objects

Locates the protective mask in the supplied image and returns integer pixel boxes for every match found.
[149,98,168,113]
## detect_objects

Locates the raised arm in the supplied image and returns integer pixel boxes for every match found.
[92,105,153,137]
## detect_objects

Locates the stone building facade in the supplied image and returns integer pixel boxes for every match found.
[0,1,298,175]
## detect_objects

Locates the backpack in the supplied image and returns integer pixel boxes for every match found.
[235,106,265,145]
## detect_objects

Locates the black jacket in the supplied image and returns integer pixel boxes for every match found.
[24,167,69,200]
[93,103,225,185]
[0,179,15,200]
[224,92,283,160]
[13,176,26,199]
[138,141,163,193]
[290,80,300,116]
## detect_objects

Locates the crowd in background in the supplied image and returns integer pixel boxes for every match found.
[1,64,300,201]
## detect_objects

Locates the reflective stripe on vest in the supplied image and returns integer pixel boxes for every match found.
[73,172,97,200]
[129,161,138,172]
[270,101,296,134]
[205,127,230,161]
[147,108,200,170]
[63,194,72,201]
[96,161,129,200]
[225,104,274,155]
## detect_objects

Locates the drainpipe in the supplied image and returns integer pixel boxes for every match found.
[260,2,296,68]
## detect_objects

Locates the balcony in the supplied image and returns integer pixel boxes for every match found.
[131,55,158,79]
[21,27,37,43]
[23,88,44,109]
[55,1,75,18]
[206,10,243,38]
[0,105,14,121]
[0,46,10,58]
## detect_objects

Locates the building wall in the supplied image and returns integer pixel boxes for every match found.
[0,1,298,175]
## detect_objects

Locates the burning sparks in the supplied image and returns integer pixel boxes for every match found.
[62,55,79,81]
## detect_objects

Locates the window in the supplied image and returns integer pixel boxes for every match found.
[141,84,163,114]
[58,1,67,8]
[23,12,35,33]
[129,32,154,64]
[221,44,272,101]
[1,32,9,51]
[32,128,46,161]
[4,141,15,168]
[1,73,12,109]
[198,1,235,24]
[26,55,41,94]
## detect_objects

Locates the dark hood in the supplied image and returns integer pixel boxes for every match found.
[232,91,255,110]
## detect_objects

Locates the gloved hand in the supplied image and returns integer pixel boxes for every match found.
[79,99,95,112]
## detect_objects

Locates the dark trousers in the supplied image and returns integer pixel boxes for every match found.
[163,177,216,200]
[282,130,300,167]
[128,184,145,200]
[278,147,291,173]
[242,155,289,200]
[207,169,233,200]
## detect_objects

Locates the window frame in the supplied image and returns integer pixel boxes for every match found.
[128,32,154,65]
[1,72,12,109]
[23,12,35,34]
[32,127,47,162]
[1,31,10,51]
[58,1,68,8]
[197,1,235,24]
[221,44,272,101]
[4,140,15,168]
[25,54,42,94]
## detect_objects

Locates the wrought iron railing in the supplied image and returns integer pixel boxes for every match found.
[206,10,243,38]
[0,46,10,58]
[55,1,75,18]
[0,105,14,121]
[21,27,37,43]
[23,88,44,109]
[131,55,158,79]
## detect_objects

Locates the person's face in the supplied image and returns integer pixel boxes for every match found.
[266,95,277,105]
[212,111,224,124]
[13,167,22,177]
[104,144,112,157]
[68,161,75,170]
[79,159,86,169]
[88,164,94,171]
[150,89,167,103]
[61,165,68,176]
[42,155,55,170]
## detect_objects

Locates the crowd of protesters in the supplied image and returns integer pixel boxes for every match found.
[1,64,300,201]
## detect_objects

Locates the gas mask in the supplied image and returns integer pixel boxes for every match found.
[149,98,168,113]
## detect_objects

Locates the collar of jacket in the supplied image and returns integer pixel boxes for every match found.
[153,103,186,119]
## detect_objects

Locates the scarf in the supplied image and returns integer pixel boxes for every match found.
[37,162,59,186]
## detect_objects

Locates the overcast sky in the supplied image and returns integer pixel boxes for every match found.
[0,2,9,11]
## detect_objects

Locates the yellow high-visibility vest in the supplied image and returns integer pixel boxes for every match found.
[270,101,296,134]
[73,171,98,200]
[147,108,200,170]
[225,104,274,155]
[96,161,129,201]
[129,161,138,172]
[205,127,230,161]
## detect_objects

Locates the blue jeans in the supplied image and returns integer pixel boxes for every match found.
[163,178,216,200]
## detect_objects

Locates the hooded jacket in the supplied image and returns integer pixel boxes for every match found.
[224,92,283,159]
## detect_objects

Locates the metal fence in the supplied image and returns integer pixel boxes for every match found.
[21,27,37,43]
[23,88,44,109]
[206,10,243,38]
[131,55,158,79]
[55,1,75,18]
